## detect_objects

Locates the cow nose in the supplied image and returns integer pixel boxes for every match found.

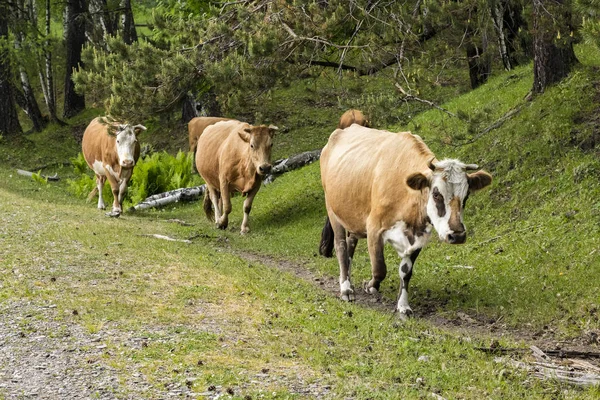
[121,159,134,168]
[258,164,272,175]
[448,231,466,244]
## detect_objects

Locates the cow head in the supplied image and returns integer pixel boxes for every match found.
[238,124,277,175]
[406,159,492,244]
[112,123,146,168]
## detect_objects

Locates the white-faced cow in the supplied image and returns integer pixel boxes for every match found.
[319,125,492,319]
[195,120,277,234]
[82,117,146,217]
[338,109,369,129]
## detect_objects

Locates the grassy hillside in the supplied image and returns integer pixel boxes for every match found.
[1,46,600,398]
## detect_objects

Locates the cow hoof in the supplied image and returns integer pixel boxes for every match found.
[105,211,121,218]
[363,282,380,295]
[396,307,413,321]
[240,227,250,235]
[341,293,355,302]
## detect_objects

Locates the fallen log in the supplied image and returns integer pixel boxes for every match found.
[263,149,322,184]
[128,185,206,212]
[128,149,323,211]
[140,234,192,244]
[16,169,60,182]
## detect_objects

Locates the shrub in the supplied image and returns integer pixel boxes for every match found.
[68,151,202,207]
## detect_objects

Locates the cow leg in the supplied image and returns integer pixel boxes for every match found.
[396,248,421,319]
[240,186,260,234]
[216,183,231,229]
[346,233,359,272]
[95,174,106,210]
[365,226,386,295]
[206,186,222,222]
[117,169,133,207]
[330,215,353,301]
[105,174,122,214]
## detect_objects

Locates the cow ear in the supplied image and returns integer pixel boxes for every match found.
[268,125,278,138]
[238,128,251,142]
[133,124,146,135]
[406,172,430,191]
[468,170,492,191]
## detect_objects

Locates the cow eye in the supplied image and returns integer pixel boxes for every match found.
[250,143,255,149]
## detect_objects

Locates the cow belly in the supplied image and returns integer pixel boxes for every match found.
[92,160,106,175]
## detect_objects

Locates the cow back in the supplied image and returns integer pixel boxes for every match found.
[188,117,232,153]
[338,109,368,129]
[82,118,118,170]
[196,120,250,190]
[321,125,434,234]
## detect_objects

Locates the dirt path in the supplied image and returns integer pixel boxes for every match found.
[229,248,600,360]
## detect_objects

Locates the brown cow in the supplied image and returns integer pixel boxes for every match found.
[82,117,146,216]
[320,125,492,318]
[338,109,368,129]
[188,117,231,154]
[195,120,277,234]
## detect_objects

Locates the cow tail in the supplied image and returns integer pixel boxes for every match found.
[203,192,214,222]
[319,216,334,258]
[87,187,98,202]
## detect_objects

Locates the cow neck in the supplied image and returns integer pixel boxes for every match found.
[241,148,260,194]
[406,187,431,234]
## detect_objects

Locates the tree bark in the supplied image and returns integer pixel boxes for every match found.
[41,0,59,122]
[181,93,198,123]
[493,0,511,71]
[465,26,491,89]
[13,1,47,132]
[532,0,578,94]
[120,0,137,44]
[0,2,23,136]
[63,0,87,118]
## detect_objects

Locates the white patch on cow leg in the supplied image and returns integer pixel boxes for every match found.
[104,164,120,181]
[95,175,105,210]
[396,257,414,318]
[340,279,354,302]
[209,191,221,221]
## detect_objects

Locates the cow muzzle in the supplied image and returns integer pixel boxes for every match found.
[257,164,272,175]
[447,231,466,244]
[121,159,135,168]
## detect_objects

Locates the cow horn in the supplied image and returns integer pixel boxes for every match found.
[268,125,279,131]
[465,164,479,171]
[133,124,147,132]
[428,158,437,171]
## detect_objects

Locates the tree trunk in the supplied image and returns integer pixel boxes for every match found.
[41,0,59,122]
[0,3,23,136]
[465,31,491,89]
[13,2,47,132]
[532,0,578,94]
[120,0,137,44]
[63,0,87,118]
[493,0,511,71]
[181,93,198,123]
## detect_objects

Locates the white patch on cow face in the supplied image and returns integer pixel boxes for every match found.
[426,159,470,242]
[115,125,138,168]
[383,221,432,258]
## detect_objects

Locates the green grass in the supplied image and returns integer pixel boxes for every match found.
[1,167,598,398]
[2,45,600,398]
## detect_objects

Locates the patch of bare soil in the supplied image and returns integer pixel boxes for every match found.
[0,301,194,399]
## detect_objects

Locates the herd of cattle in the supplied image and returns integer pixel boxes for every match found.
[81,109,492,317]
